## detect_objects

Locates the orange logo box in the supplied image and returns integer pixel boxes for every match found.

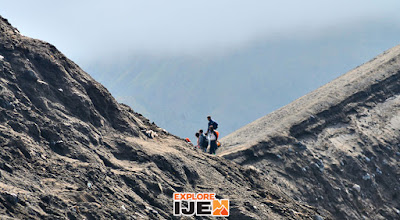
[212,199,229,216]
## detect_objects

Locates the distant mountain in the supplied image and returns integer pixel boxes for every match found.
[220,43,400,219]
[82,20,400,139]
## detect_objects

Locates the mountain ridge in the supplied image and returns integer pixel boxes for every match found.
[221,44,400,155]
[220,43,400,219]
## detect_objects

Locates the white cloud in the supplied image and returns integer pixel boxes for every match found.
[0,0,399,60]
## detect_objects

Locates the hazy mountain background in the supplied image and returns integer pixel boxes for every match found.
[1,1,399,138]
[80,20,400,138]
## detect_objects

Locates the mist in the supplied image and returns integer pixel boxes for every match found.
[1,1,399,62]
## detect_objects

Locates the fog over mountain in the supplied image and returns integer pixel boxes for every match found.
[1,1,399,138]
[81,20,400,138]
[1,1,399,60]
[2,2,400,219]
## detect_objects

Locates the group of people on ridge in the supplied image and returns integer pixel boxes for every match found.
[190,116,220,154]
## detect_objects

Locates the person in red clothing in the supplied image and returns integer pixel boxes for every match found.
[185,138,193,146]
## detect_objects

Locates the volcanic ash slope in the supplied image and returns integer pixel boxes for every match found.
[221,43,400,219]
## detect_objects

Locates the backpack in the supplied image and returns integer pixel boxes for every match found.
[212,121,218,130]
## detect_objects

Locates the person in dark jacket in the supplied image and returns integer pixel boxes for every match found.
[198,129,208,152]
[207,116,218,132]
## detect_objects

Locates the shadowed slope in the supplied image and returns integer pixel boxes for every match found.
[220,44,400,219]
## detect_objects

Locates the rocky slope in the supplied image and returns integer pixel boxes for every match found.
[0,16,327,219]
[220,44,400,219]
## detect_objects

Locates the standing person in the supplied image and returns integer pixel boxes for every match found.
[195,132,201,149]
[198,129,208,153]
[207,126,218,154]
[207,116,218,132]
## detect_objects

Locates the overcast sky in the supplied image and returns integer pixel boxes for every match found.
[1,1,400,61]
